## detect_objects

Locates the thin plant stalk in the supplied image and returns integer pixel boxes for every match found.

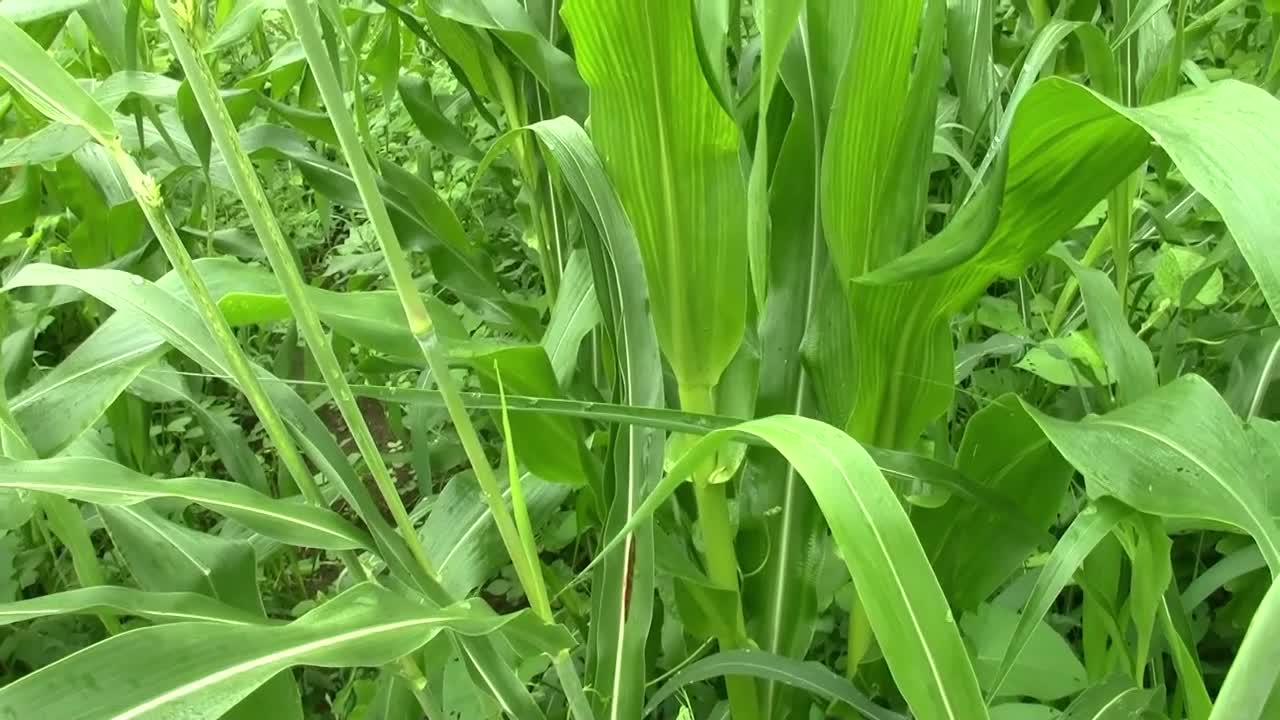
[678,383,758,720]
[281,0,591,708]
[152,0,434,582]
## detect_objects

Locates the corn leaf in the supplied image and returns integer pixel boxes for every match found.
[562,0,748,394]
[0,583,541,720]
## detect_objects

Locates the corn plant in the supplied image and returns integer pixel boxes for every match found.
[2,0,1280,719]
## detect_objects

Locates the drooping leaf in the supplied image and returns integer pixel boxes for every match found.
[0,457,373,551]
[0,583,540,719]
[0,586,270,627]
[1027,375,1280,572]
[643,649,905,720]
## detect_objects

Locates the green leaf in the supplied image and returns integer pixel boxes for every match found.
[0,0,92,23]
[745,0,805,311]
[540,249,600,387]
[916,395,1072,610]
[1060,676,1155,720]
[129,361,269,494]
[425,0,588,119]
[489,116,666,720]
[965,603,1087,701]
[0,586,270,627]
[745,47,826,714]
[946,0,997,136]
[1026,375,1280,572]
[0,15,117,140]
[578,416,988,720]
[423,470,568,597]
[562,0,748,394]
[0,457,373,551]
[987,499,1132,700]
[397,73,482,161]
[820,0,927,283]
[463,344,597,487]
[0,583,536,719]
[1051,248,1156,404]
[643,649,905,720]
[10,330,166,457]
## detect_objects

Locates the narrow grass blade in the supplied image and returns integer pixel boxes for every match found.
[0,457,372,551]
[0,586,270,627]
[987,499,1132,700]
[644,649,906,720]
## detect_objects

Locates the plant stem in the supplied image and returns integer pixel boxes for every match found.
[279,5,573,713]
[154,1,434,583]
[679,383,758,720]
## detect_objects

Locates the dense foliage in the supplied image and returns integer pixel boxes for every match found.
[2,0,1280,718]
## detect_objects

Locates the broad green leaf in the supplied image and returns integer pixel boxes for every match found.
[11,330,165,457]
[0,264,421,582]
[745,0,805,310]
[129,361,269,494]
[425,0,588,119]
[397,73,482,161]
[0,15,116,140]
[965,603,1086,701]
[830,77,1280,449]
[98,503,305,720]
[821,0,927,282]
[0,457,372,550]
[1115,514,1172,675]
[101,504,262,610]
[916,395,1072,610]
[0,583,536,719]
[562,0,748,395]
[643,649,905,720]
[0,586,269,627]
[1160,586,1213,720]
[423,470,568,597]
[745,57,826,714]
[238,125,538,335]
[1181,544,1266,612]
[1027,375,1280,572]
[207,258,429,363]
[578,416,988,720]
[466,344,597,487]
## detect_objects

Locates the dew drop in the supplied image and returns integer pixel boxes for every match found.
[131,276,144,286]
